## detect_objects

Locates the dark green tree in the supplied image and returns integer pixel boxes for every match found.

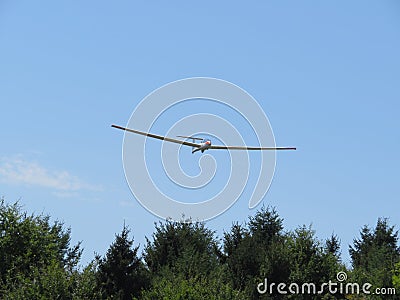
[287,226,343,299]
[0,199,82,299]
[223,208,343,299]
[142,220,236,299]
[72,261,102,299]
[325,234,341,257]
[223,223,253,291]
[96,224,149,300]
[322,233,344,286]
[349,218,399,298]
[248,206,284,244]
[144,220,220,277]
[223,206,290,299]
[140,270,245,300]
[250,207,290,291]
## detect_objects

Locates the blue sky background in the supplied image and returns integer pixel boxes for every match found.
[0,1,399,266]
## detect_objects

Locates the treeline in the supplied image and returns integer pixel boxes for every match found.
[0,199,399,299]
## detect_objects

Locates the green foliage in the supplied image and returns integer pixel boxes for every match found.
[288,226,327,283]
[96,224,149,299]
[144,220,220,277]
[325,234,341,257]
[286,226,344,299]
[1,198,398,299]
[223,206,288,296]
[72,261,102,299]
[0,199,82,299]
[248,206,284,244]
[1,259,73,299]
[142,220,233,299]
[223,222,257,291]
[393,261,400,290]
[349,217,399,297]
[140,271,244,300]
[222,207,344,299]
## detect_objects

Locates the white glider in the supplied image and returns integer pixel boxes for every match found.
[112,124,296,154]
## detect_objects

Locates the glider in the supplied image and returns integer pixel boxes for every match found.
[112,124,296,154]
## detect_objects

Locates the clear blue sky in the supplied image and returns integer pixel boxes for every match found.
[1,1,399,266]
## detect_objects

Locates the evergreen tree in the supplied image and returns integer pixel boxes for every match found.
[144,220,220,277]
[142,220,233,298]
[223,208,343,299]
[96,224,149,299]
[248,206,284,245]
[223,206,289,299]
[325,234,341,258]
[287,226,343,299]
[223,223,252,291]
[349,218,399,298]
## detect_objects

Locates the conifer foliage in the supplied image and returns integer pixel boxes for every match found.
[0,199,398,299]
[96,225,149,299]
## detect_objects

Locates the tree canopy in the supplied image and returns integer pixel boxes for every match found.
[0,199,81,298]
[0,199,398,299]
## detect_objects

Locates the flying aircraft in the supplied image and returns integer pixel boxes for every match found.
[112,124,296,153]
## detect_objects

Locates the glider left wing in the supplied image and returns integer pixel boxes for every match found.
[111,125,200,148]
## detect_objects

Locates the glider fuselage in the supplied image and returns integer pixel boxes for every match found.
[192,139,211,153]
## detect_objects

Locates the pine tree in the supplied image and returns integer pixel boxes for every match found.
[96,224,149,299]
[350,218,400,298]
